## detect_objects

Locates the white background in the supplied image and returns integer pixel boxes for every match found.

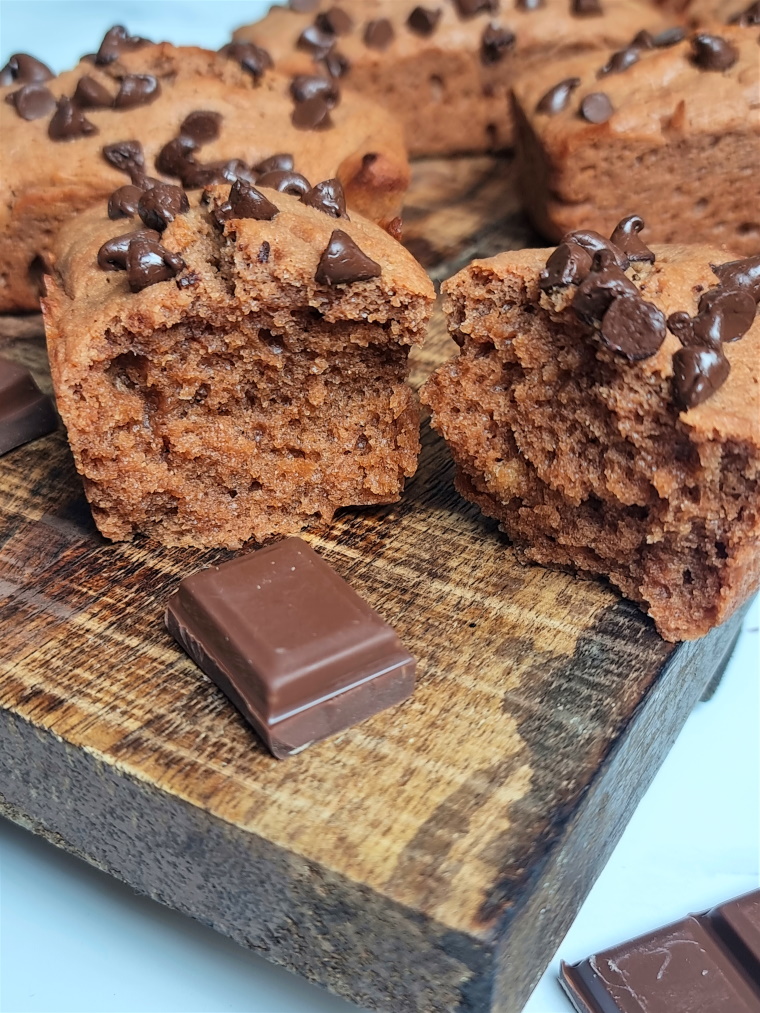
[1,4,758,1011]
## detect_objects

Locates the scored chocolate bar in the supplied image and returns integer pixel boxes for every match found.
[166,537,416,758]
[561,890,760,1013]
[0,356,57,455]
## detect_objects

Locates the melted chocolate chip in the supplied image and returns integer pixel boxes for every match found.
[598,46,640,76]
[183,160,254,189]
[113,74,160,109]
[630,30,654,49]
[214,180,279,227]
[72,75,114,108]
[364,19,395,50]
[292,94,333,129]
[579,92,613,123]
[599,295,666,359]
[536,77,580,115]
[407,6,443,35]
[300,178,348,218]
[651,26,686,47]
[609,215,655,264]
[572,0,602,14]
[672,345,730,409]
[322,49,351,78]
[564,230,629,270]
[710,256,760,302]
[137,183,189,231]
[102,139,145,175]
[315,230,381,286]
[48,97,98,140]
[454,0,499,15]
[667,311,696,345]
[218,41,273,81]
[481,24,516,64]
[5,83,56,120]
[731,0,760,25]
[691,33,739,71]
[126,236,185,292]
[155,136,197,178]
[94,25,151,66]
[316,6,353,34]
[297,23,336,58]
[693,288,757,343]
[257,170,312,196]
[254,153,294,174]
[290,74,340,106]
[516,0,544,9]
[180,110,223,144]
[108,184,146,220]
[97,228,160,270]
[572,250,638,322]
[539,242,593,289]
[0,53,53,87]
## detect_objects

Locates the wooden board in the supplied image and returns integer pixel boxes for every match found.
[0,156,746,1013]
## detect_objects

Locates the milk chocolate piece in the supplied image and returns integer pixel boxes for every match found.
[0,357,57,455]
[165,537,416,758]
[560,890,760,1013]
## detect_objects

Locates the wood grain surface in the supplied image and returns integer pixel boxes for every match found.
[0,156,744,1013]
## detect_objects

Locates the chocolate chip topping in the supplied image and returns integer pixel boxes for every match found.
[693,288,757,344]
[315,230,381,286]
[292,94,333,129]
[257,170,312,196]
[97,228,160,270]
[322,49,351,78]
[102,139,145,176]
[407,6,443,35]
[579,92,613,123]
[298,23,337,58]
[454,0,499,16]
[180,110,222,144]
[217,41,273,81]
[4,83,56,120]
[563,229,629,271]
[572,250,638,322]
[598,46,640,76]
[155,136,196,178]
[572,0,602,15]
[667,311,696,345]
[599,294,666,360]
[126,236,185,292]
[113,73,160,109]
[0,53,53,87]
[290,74,340,107]
[94,26,152,66]
[364,19,395,50]
[108,184,146,220]
[711,256,760,302]
[137,183,190,231]
[609,215,655,264]
[254,153,294,175]
[672,346,731,410]
[300,178,348,218]
[731,0,760,25]
[481,24,516,65]
[539,242,593,289]
[214,180,279,227]
[72,75,114,108]
[691,33,739,71]
[651,26,686,47]
[516,0,544,9]
[536,77,580,115]
[316,7,353,34]
[48,96,98,140]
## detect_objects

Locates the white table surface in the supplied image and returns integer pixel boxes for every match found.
[1,5,758,1011]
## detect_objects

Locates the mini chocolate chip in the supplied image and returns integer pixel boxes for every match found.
[258,241,271,263]
[599,295,666,359]
[564,229,629,270]
[126,236,185,292]
[516,0,544,9]
[225,179,279,222]
[97,228,160,270]
[731,0,760,25]
[672,345,730,409]
[667,311,696,345]
[114,74,160,109]
[102,139,145,175]
[176,271,201,289]
[300,178,348,218]
[691,33,739,71]
[407,6,443,35]
[72,75,114,108]
[108,184,146,219]
[454,0,499,16]
[257,170,312,196]
[292,94,333,129]
[217,41,273,81]
[481,24,516,65]
[297,24,336,58]
[315,230,381,286]
[94,25,151,66]
[651,26,686,47]
[572,0,602,14]
[48,96,98,140]
[539,242,593,289]
[290,74,340,106]
[598,46,639,76]
[180,110,223,144]
[579,92,613,123]
[254,153,294,175]
[710,256,760,302]
[0,53,53,87]
[316,6,353,34]
[609,215,655,263]
[536,77,581,114]
[364,19,395,50]
[693,288,757,343]
[137,183,189,231]
[5,83,56,120]
[572,250,638,322]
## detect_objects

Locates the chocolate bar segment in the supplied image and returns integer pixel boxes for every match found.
[0,356,57,455]
[560,891,760,1013]
[166,537,415,758]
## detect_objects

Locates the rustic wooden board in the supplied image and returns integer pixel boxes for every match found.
[0,156,745,1013]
